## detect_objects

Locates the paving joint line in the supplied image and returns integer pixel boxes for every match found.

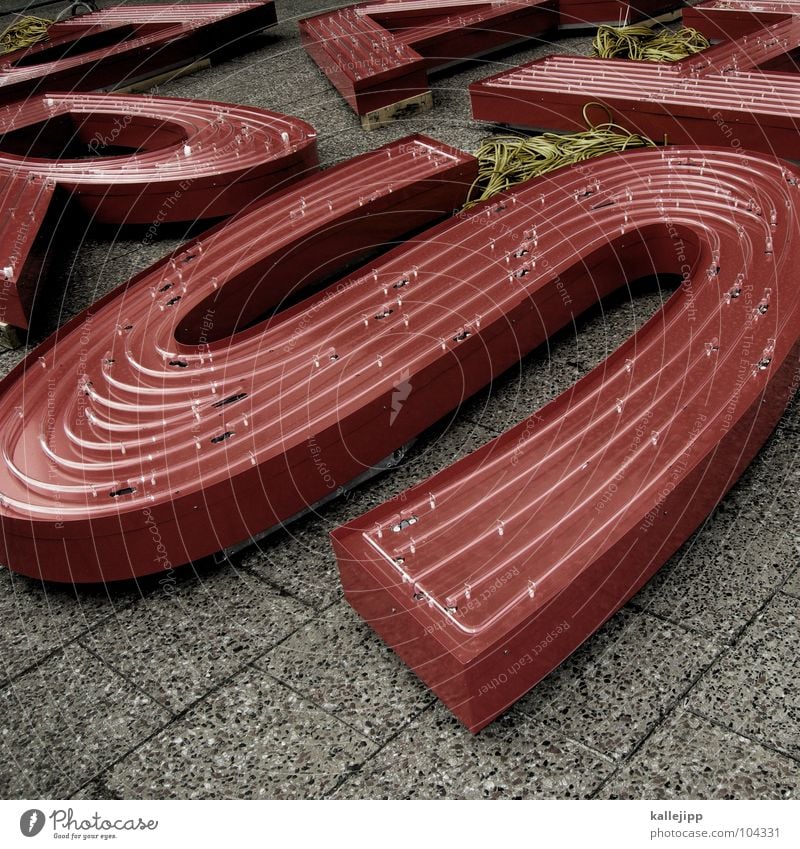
[73,588,334,721]
[623,600,729,643]
[506,707,617,767]
[682,707,800,766]
[252,666,386,748]
[77,661,281,796]
[590,541,800,798]
[587,641,726,799]
[0,593,143,691]
[76,638,177,717]
[237,559,324,610]
[322,700,439,799]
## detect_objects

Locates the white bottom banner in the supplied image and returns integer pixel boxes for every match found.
[1,799,797,847]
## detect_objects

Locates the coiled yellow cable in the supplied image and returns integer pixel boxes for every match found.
[0,16,52,55]
[592,24,710,62]
[464,104,656,209]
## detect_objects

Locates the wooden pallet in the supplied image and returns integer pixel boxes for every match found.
[360,91,433,132]
[112,58,211,94]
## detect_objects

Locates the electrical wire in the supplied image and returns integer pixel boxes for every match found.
[464,103,656,209]
[592,23,710,61]
[0,15,52,55]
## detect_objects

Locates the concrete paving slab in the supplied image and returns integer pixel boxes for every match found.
[517,608,719,760]
[0,566,139,686]
[80,564,312,712]
[258,601,434,743]
[632,443,800,642]
[461,288,671,432]
[333,703,615,799]
[0,644,169,798]
[686,593,800,759]
[102,665,378,798]
[783,567,800,600]
[600,709,800,800]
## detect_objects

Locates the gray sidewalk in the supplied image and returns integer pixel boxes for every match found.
[1,1,798,800]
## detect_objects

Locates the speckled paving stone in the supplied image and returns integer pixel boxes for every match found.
[176,52,325,113]
[155,41,356,140]
[0,567,139,686]
[550,288,672,372]
[723,423,800,525]
[632,487,798,642]
[103,666,377,799]
[258,601,434,743]
[0,0,60,25]
[783,566,800,599]
[460,356,584,435]
[600,709,800,800]
[0,644,169,798]
[0,336,28,362]
[377,415,502,496]
[71,778,119,801]
[39,234,187,339]
[238,529,342,610]
[333,704,614,799]
[235,460,404,611]
[517,608,718,760]
[686,594,800,759]
[779,388,800,433]
[231,485,358,611]
[80,565,311,712]
[461,288,670,433]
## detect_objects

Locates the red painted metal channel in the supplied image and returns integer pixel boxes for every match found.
[469,58,800,157]
[0,174,56,330]
[676,14,800,73]
[684,1,800,42]
[0,135,477,583]
[299,0,558,115]
[470,3,800,153]
[557,1,681,27]
[684,0,800,72]
[0,3,276,104]
[0,92,317,329]
[331,146,800,732]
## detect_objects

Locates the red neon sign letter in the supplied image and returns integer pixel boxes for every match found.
[0,135,477,582]
[331,145,800,732]
[0,3,277,104]
[470,1,800,156]
[300,0,557,121]
[0,92,317,328]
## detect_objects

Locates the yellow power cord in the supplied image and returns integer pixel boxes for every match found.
[593,23,710,61]
[464,104,656,209]
[0,16,53,55]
